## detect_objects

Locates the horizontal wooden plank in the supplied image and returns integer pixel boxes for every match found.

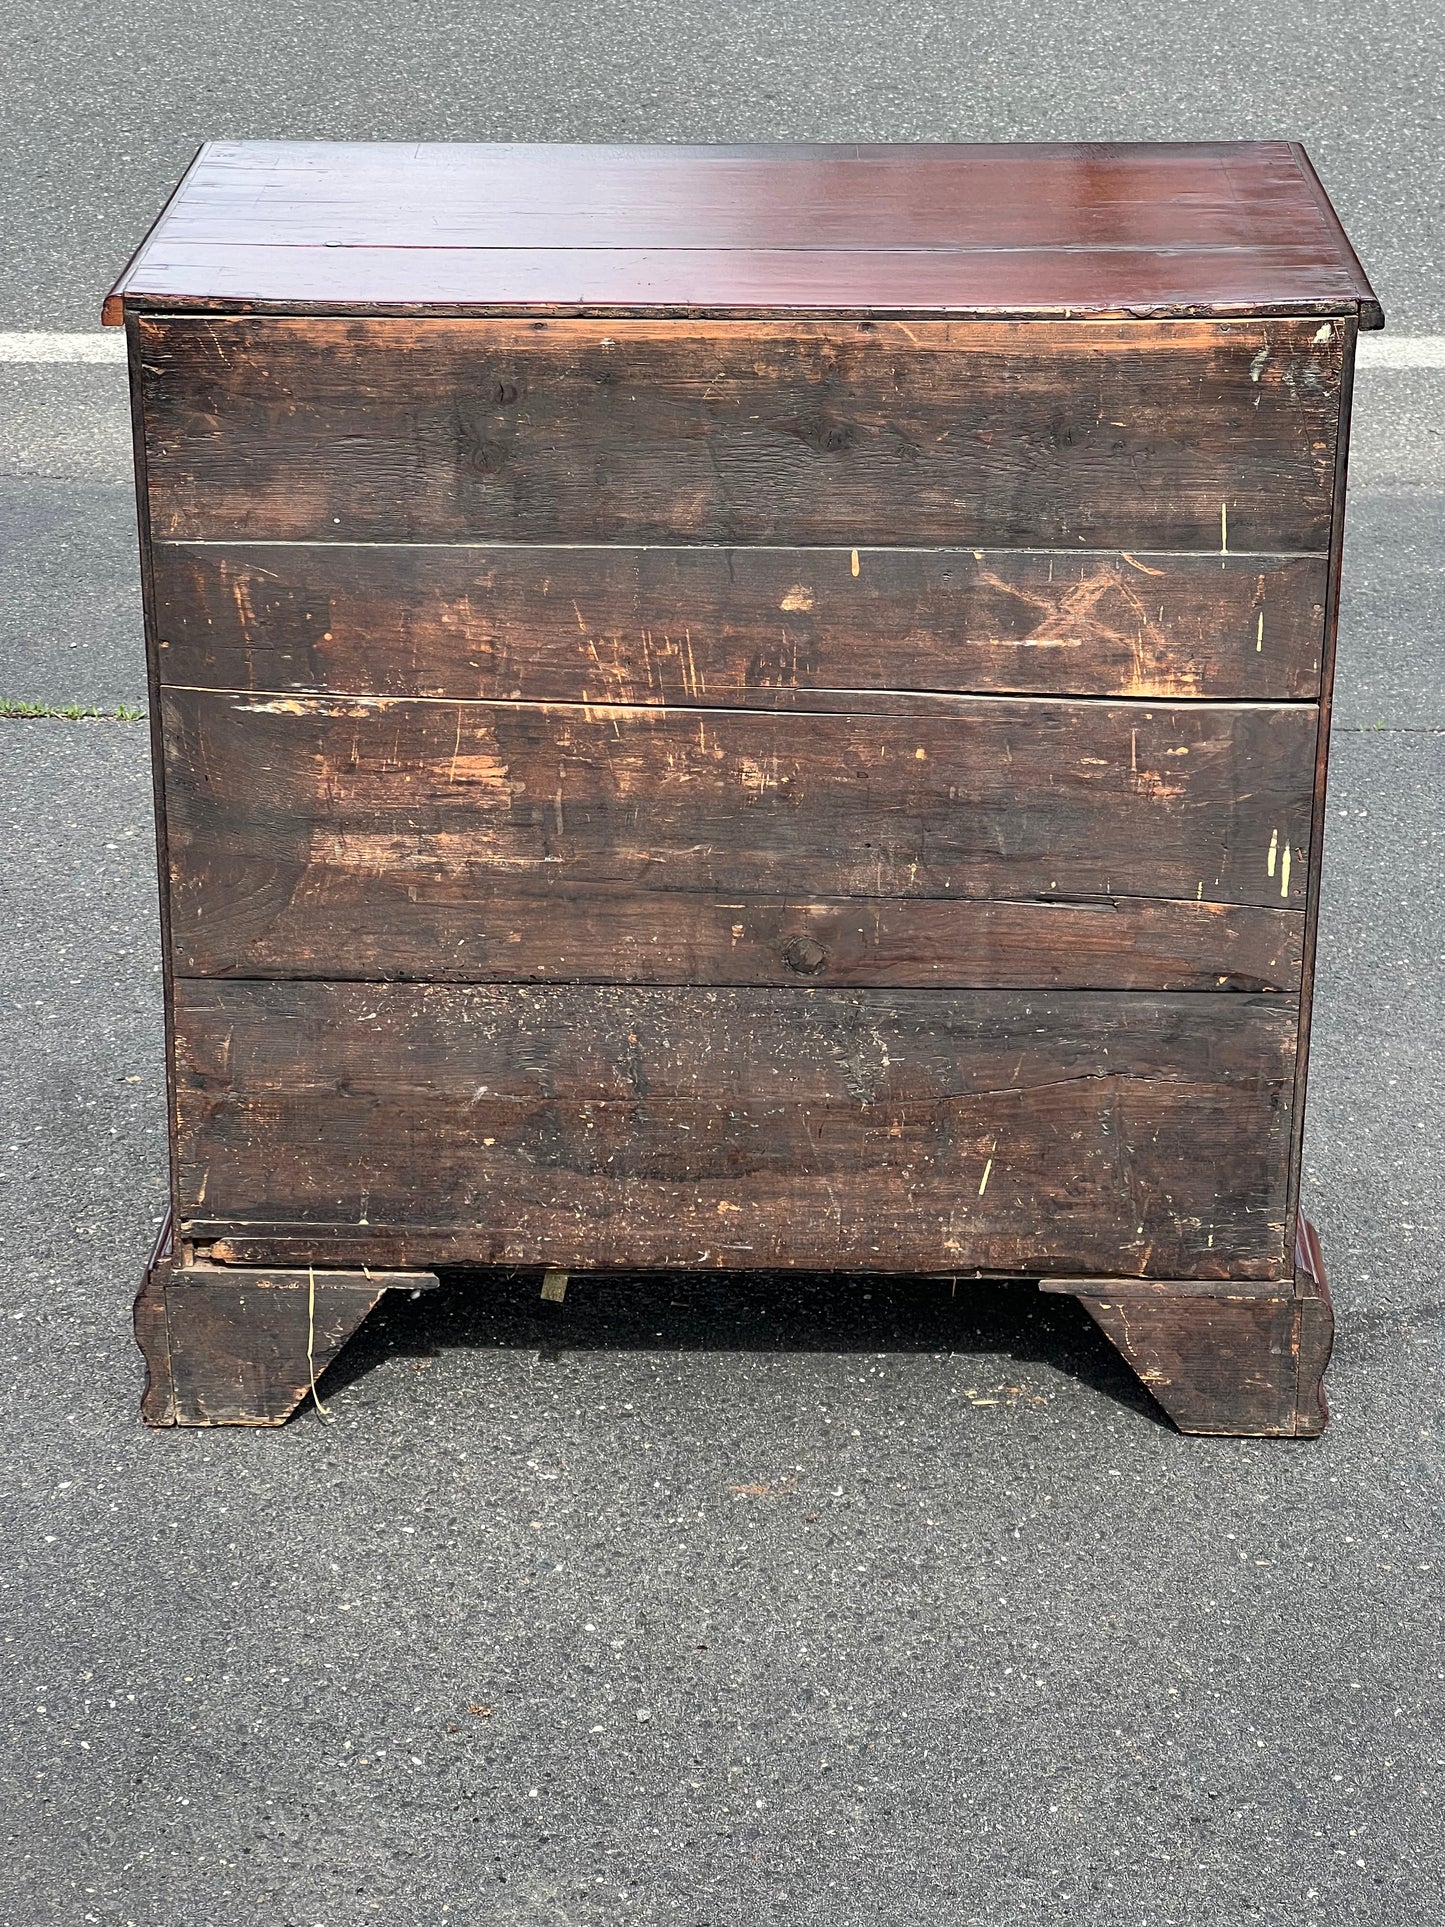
[173,982,1297,1278]
[137,317,1342,550]
[107,142,1380,325]
[171,886,1301,994]
[143,142,1338,251]
[152,543,1329,703]
[116,243,1379,329]
[161,690,1316,982]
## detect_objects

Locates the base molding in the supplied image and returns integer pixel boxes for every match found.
[133,1216,1335,1435]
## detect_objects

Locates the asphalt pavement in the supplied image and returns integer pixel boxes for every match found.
[8,0,1445,334]
[2,7,1444,1922]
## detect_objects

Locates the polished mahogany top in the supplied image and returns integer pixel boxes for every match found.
[104,141,1382,327]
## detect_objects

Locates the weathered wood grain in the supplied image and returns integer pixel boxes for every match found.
[117,140,1372,1434]
[133,1216,178,1424]
[1076,1291,1322,1435]
[151,542,1329,703]
[159,688,1316,981]
[135,1257,439,1426]
[1283,314,1359,1261]
[1072,1218,1332,1435]
[137,316,1342,550]
[172,981,1297,1278]
[1291,1214,1335,1436]
[172,879,1302,994]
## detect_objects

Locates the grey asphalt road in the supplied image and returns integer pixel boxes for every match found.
[3,8,1445,1924]
[7,0,1445,334]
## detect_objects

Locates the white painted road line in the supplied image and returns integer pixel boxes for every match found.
[1355,334,1445,367]
[0,331,128,361]
[0,330,1443,366]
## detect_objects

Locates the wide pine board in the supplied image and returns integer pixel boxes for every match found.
[151,542,1329,704]
[160,688,1314,984]
[174,982,1297,1279]
[137,316,1342,550]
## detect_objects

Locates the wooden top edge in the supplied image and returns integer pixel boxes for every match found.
[1288,143,1384,328]
[104,138,1382,325]
[104,295,1378,326]
[103,142,208,325]
[111,294,1375,325]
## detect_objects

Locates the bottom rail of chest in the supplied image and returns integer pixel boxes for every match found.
[133,1214,1333,1436]
[170,980,1299,1280]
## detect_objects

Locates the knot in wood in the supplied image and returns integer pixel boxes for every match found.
[781,934,829,976]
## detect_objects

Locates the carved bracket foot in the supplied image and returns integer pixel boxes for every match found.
[134,1216,440,1426]
[1049,1217,1334,1437]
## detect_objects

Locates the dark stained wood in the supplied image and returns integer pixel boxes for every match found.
[1285,317,1360,1254]
[103,141,1382,328]
[134,1213,178,1424]
[1041,1272,1282,1299]
[1076,1293,1320,1435]
[124,314,186,1224]
[171,981,1298,1280]
[159,688,1315,983]
[1292,1214,1336,1437]
[134,1222,440,1426]
[173,881,1302,995]
[136,316,1343,551]
[1070,1217,1333,1436]
[120,141,1372,1432]
[152,542,1330,704]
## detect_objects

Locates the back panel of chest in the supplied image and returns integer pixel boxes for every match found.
[135,309,1337,1280]
[113,139,1377,1430]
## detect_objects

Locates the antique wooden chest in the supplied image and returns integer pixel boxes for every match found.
[107,141,1379,1433]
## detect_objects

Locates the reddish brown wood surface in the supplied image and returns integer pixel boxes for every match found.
[171,981,1297,1278]
[108,241,1382,326]
[152,543,1330,704]
[159,688,1314,983]
[104,141,1382,326]
[136,316,1343,551]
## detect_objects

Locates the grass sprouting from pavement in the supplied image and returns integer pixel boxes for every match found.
[0,700,144,720]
